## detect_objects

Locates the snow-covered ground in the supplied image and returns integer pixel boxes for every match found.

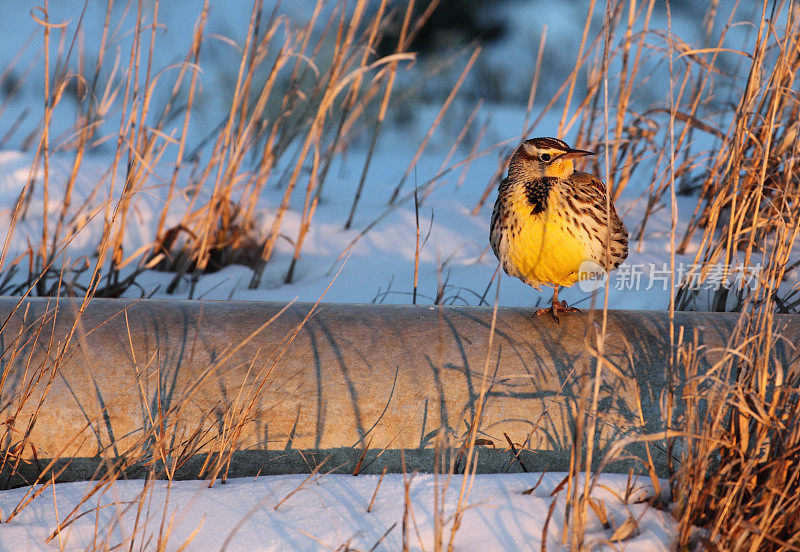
[0,130,777,312]
[1,1,796,550]
[0,0,788,311]
[0,473,674,551]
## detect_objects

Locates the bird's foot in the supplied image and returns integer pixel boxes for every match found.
[535,300,581,324]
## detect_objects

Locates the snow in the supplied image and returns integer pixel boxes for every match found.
[1,1,797,549]
[0,137,771,311]
[0,473,675,551]
[1,0,787,312]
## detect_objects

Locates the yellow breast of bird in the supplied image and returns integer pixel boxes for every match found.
[500,183,589,288]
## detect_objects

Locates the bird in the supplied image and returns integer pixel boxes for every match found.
[489,137,628,323]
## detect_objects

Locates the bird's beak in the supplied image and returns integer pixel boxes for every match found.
[561,148,595,159]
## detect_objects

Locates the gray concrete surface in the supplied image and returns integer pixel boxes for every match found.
[0,297,797,485]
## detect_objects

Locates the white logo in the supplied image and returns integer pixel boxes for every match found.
[577,260,608,292]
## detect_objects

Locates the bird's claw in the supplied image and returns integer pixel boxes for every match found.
[535,300,581,324]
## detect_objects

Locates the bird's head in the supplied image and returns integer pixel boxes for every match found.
[508,137,595,180]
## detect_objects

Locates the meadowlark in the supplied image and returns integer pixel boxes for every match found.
[489,137,628,322]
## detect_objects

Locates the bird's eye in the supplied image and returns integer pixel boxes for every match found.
[540,153,552,162]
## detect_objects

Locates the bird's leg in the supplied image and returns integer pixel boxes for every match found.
[534,286,581,324]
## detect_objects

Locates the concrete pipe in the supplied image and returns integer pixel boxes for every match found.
[0,297,797,486]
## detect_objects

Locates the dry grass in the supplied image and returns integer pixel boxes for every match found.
[0,291,339,550]
[509,1,800,551]
[672,307,800,551]
[0,0,453,299]
[0,2,491,547]
[0,0,800,551]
